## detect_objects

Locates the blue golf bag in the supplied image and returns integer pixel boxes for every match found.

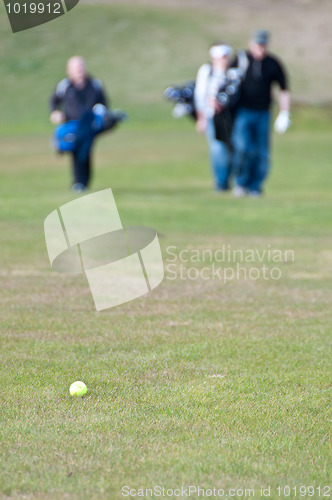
[54,105,127,153]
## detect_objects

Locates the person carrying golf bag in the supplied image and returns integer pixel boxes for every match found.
[194,42,242,191]
[50,56,126,192]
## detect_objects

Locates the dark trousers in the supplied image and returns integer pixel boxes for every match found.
[72,151,91,187]
[71,110,96,187]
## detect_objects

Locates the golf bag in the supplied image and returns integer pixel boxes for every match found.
[54,105,128,153]
[213,68,242,146]
[164,81,197,120]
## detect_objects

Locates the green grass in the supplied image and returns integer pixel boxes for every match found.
[0,2,332,499]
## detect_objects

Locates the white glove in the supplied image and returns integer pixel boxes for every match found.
[274,110,291,134]
[50,110,65,125]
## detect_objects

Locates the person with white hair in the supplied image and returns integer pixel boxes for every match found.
[194,42,241,192]
[50,56,109,192]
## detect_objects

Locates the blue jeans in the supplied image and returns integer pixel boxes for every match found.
[206,118,231,190]
[232,108,270,193]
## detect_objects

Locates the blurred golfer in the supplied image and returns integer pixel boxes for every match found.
[50,56,108,192]
[232,30,291,197]
[195,42,240,191]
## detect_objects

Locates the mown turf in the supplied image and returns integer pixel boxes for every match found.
[0,2,331,500]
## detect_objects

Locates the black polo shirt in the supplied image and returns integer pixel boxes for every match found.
[234,51,289,110]
[50,76,108,121]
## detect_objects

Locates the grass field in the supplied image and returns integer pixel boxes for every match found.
[1,2,332,499]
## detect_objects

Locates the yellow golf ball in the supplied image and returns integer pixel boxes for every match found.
[69,381,87,397]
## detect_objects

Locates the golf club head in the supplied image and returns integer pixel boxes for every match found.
[164,81,196,120]
[172,103,193,119]
[100,109,128,132]
[164,86,182,102]
[112,110,128,123]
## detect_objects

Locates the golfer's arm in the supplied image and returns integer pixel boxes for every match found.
[49,91,65,124]
[194,64,209,118]
[99,88,109,109]
[279,90,290,112]
[50,91,61,113]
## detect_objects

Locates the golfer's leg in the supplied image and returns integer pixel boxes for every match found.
[206,119,231,190]
[75,138,94,188]
[81,154,92,188]
[74,111,95,188]
[72,151,82,186]
[231,108,251,189]
[248,111,270,193]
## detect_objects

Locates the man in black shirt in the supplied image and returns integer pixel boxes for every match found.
[50,56,108,191]
[232,30,291,197]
